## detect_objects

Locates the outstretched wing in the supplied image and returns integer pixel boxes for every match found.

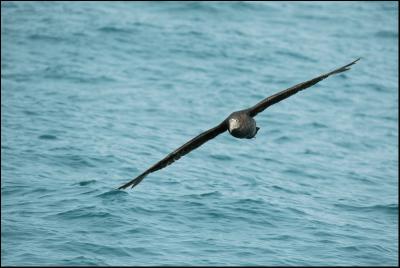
[248,58,360,117]
[118,120,228,189]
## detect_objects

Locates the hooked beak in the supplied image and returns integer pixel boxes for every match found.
[228,118,240,133]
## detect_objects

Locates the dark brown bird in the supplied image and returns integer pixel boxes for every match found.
[118,58,360,190]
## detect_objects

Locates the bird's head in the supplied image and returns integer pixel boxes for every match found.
[228,118,240,133]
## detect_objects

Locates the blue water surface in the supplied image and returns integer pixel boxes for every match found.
[1,1,398,266]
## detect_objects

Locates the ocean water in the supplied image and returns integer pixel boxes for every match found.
[1,1,398,266]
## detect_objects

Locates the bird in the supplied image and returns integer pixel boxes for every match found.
[118,58,360,190]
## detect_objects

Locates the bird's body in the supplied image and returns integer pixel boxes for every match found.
[118,58,360,190]
[227,110,259,139]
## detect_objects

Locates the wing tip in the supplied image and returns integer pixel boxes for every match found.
[118,173,148,190]
[348,57,361,67]
[328,57,361,76]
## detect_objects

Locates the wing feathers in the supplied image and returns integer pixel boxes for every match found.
[248,58,360,117]
[118,121,227,189]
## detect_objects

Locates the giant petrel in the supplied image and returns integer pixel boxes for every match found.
[118,58,360,189]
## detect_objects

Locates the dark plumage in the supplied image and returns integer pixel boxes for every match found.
[118,58,360,190]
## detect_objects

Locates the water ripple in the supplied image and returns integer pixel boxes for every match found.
[2,1,397,266]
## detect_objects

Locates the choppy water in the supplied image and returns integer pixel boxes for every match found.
[1,1,398,266]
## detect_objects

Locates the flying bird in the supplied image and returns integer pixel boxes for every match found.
[119,58,360,190]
